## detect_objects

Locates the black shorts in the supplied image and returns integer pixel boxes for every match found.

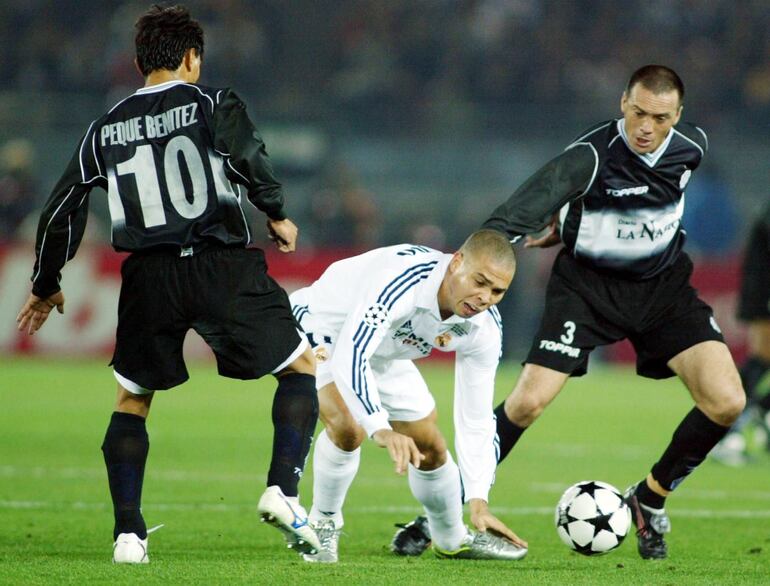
[525,250,724,379]
[111,247,303,390]
[737,219,770,321]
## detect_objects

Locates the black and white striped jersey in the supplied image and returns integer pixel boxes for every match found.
[31,80,285,297]
[484,118,707,279]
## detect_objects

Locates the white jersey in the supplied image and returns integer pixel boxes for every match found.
[291,244,503,502]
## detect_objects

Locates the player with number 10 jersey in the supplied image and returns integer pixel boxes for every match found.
[32,81,281,284]
[22,3,320,561]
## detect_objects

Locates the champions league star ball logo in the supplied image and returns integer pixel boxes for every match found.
[363,303,389,328]
[555,480,631,556]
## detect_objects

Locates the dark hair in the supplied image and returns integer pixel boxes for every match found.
[626,65,684,102]
[135,4,204,76]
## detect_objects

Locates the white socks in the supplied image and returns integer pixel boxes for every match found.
[310,430,466,550]
[408,452,467,551]
[308,429,360,528]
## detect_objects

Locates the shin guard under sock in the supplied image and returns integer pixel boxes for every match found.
[101,412,149,540]
[650,407,730,492]
[267,373,319,497]
[494,401,527,463]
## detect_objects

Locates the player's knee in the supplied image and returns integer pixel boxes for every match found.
[324,414,365,451]
[714,390,746,426]
[415,434,447,470]
[700,387,746,427]
[505,391,545,427]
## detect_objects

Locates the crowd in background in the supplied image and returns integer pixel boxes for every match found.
[2,1,768,121]
[0,0,767,249]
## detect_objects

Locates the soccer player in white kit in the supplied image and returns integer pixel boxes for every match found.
[290,230,528,562]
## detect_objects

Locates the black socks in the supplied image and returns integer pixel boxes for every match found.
[101,412,149,540]
[741,356,770,411]
[268,373,319,497]
[494,401,527,463]
[650,407,730,493]
[634,479,666,510]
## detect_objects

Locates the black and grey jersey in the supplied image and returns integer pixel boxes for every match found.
[31,80,285,297]
[483,118,707,279]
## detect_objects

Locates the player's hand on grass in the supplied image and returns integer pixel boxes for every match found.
[524,215,561,249]
[16,291,65,335]
[267,218,298,253]
[371,429,425,475]
[468,498,528,548]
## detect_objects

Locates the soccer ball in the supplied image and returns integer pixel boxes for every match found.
[555,480,631,556]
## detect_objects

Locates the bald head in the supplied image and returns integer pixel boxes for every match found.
[459,229,516,273]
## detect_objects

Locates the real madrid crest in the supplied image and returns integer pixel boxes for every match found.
[435,331,453,348]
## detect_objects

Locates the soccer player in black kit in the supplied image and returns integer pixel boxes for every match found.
[392,65,745,560]
[16,5,320,563]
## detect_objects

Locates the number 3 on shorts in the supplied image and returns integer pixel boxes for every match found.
[560,321,576,344]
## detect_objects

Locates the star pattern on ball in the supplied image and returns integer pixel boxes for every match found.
[572,540,598,556]
[591,512,616,537]
[555,480,631,556]
[574,481,602,498]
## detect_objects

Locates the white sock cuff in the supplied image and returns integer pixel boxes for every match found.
[316,429,361,463]
[408,451,456,480]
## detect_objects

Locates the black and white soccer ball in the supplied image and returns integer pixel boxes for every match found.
[555,480,631,556]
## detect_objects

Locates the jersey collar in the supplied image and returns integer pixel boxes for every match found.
[134,80,188,95]
[616,118,674,168]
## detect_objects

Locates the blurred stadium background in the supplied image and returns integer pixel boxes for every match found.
[1,0,769,362]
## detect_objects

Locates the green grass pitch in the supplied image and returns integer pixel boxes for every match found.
[1,357,768,584]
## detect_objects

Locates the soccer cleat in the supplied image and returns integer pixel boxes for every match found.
[433,531,528,561]
[112,524,163,564]
[113,533,148,564]
[391,515,432,556]
[257,485,321,555]
[624,486,670,560]
[302,518,341,563]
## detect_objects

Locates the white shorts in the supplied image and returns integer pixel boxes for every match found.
[308,327,435,423]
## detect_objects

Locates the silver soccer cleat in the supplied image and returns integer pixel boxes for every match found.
[257,485,321,555]
[302,518,341,563]
[433,530,528,561]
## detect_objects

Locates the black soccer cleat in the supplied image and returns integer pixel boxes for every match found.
[390,515,432,556]
[624,486,671,560]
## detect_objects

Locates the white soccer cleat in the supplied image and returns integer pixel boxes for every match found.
[302,518,341,563]
[257,485,321,555]
[112,524,163,564]
[113,533,149,564]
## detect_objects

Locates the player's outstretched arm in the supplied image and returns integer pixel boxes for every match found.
[16,291,65,335]
[482,144,597,241]
[524,214,562,248]
[266,217,298,253]
[371,429,425,475]
[468,498,528,548]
